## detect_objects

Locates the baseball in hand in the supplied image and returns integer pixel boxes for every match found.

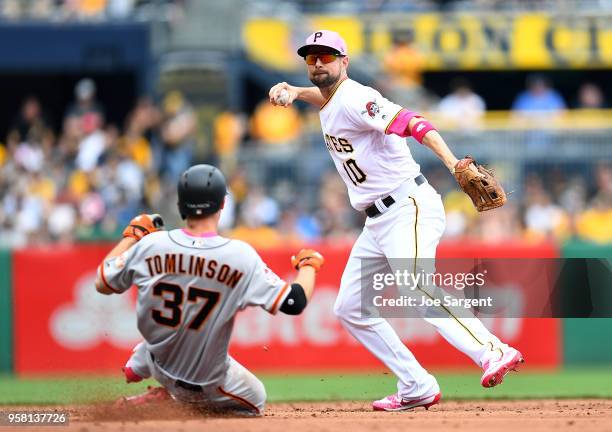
[276,89,290,106]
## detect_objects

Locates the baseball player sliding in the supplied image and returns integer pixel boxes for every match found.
[94,164,324,415]
[269,30,522,411]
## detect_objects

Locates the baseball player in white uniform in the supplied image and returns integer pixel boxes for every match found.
[94,164,325,415]
[269,30,524,411]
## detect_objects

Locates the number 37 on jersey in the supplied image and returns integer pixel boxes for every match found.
[324,133,366,186]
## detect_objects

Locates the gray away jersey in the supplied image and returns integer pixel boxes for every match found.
[99,229,290,386]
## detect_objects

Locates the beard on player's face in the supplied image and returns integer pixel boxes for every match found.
[309,67,341,88]
[308,59,342,88]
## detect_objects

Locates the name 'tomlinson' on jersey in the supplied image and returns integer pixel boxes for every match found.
[145,253,243,289]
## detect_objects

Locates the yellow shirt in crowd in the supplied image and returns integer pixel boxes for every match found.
[576,208,612,244]
[250,102,301,144]
[383,44,425,88]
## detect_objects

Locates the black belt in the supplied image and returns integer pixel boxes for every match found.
[365,174,426,218]
[150,352,203,392]
[176,380,203,392]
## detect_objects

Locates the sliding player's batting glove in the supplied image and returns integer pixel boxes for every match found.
[291,249,325,272]
[122,214,165,241]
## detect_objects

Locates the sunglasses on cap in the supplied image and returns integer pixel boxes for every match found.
[304,53,344,65]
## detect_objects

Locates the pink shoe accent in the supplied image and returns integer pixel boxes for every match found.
[123,367,143,383]
[115,386,171,407]
[372,392,441,412]
[481,348,525,388]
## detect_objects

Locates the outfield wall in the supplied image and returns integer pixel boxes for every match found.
[1,240,610,375]
[11,242,559,373]
[562,241,612,365]
[0,249,11,373]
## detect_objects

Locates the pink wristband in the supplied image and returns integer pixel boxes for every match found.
[411,119,436,144]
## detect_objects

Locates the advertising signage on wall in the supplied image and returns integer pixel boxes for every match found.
[243,13,612,70]
[12,242,560,374]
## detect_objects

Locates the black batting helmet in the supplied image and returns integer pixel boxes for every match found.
[177,164,227,219]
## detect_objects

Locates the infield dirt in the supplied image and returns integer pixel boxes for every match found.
[12,399,612,432]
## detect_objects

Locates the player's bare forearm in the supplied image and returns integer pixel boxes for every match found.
[269,82,325,108]
[406,115,458,171]
[295,86,326,107]
[421,131,459,172]
[294,266,316,301]
[94,237,137,295]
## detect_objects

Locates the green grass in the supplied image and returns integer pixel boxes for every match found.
[1,369,611,405]
[262,369,612,401]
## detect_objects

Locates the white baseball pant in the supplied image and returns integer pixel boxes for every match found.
[125,342,266,415]
[334,179,505,399]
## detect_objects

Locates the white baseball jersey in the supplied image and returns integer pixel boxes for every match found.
[317,79,509,402]
[319,78,421,211]
[99,229,290,386]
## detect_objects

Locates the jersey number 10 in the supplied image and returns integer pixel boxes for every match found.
[152,282,220,330]
[343,158,367,186]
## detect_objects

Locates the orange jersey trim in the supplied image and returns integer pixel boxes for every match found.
[217,386,260,414]
[319,78,348,111]
[270,282,290,314]
[99,263,121,293]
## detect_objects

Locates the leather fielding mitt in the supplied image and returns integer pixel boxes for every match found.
[291,248,325,272]
[123,213,165,241]
[453,156,507,212]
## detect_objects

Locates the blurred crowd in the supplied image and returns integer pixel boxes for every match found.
[1,77,611,249]
[0,76,365,248]
[2,32,612,249]
[259,0,612,13]
[0,79,199,246]
[5,0,609,22]
[0,0,184,21]
[377,29,609,121]
[428,163,612,244]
